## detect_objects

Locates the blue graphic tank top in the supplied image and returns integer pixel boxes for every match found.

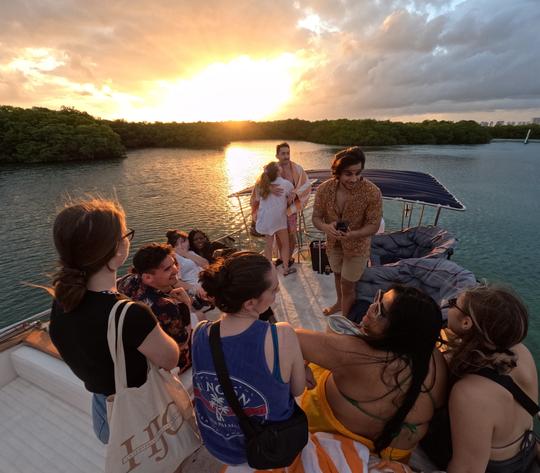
[192,320,295,465]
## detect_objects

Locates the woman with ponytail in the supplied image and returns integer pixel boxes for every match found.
[251,161,296,275]
[445,285,538,473]
[296,285,447,463]
[48,199,179,444]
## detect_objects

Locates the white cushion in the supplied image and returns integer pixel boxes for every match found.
[11,346,92,415]
[10,346,194,417]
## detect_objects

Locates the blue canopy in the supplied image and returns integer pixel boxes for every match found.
[230,168,465,211]
[308,169,465,211]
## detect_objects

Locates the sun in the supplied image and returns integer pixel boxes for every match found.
[128,54,299,122]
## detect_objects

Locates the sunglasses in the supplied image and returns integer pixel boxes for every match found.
[443,297,470,317]
[122,228,135,241]
[373,289,388,319]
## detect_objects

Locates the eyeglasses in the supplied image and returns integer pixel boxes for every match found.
[443,297,471,317]
[122,228,135,241]
[373,289,388,319]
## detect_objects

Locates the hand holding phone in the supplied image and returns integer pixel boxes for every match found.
[335,220,348,233]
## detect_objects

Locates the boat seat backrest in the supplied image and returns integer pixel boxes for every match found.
[10,345,194,415]
[10,345,93,415]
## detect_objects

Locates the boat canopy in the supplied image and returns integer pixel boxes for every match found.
[229,169,465,211]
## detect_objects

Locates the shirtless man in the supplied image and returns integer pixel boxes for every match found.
[273,142,310,266]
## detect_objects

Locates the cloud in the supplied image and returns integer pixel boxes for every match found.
[0,0,538,121]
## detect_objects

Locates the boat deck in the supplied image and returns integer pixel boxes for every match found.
[0,377,105,473]
[273,260,334,330]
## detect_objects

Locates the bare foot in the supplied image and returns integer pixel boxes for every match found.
[323,303,341,316]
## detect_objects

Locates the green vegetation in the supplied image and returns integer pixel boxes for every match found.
[1,105,539,163]
[0,106,125,163]
[490,124,540,140]
[106,118,494,149]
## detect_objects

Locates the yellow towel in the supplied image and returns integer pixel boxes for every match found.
[301,364,412,463]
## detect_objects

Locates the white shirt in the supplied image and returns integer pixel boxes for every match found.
[175,252,202,285]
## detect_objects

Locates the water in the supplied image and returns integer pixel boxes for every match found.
[0,140,539,359]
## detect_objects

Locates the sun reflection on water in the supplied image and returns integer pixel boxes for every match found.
[224,143,277,196]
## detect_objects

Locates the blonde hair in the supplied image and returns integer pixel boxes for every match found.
[447,284,528,377]
[255,161,279,199]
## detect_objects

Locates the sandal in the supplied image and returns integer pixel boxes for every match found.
[274,259,283,267]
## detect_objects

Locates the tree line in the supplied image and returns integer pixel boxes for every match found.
[0,106,125,163]
[1,105,538,163]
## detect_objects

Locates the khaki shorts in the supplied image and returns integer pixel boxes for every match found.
[327,247,368,282]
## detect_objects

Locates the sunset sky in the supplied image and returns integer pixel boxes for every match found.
[1,0,539,123]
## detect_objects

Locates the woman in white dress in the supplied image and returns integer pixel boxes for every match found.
[252,161,296,275]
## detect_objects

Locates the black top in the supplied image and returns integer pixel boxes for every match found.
[49,291,157,396]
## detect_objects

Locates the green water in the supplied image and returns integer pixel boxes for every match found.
[0,140,538,359]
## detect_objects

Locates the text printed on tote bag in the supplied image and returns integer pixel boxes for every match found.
[120,401,183,472]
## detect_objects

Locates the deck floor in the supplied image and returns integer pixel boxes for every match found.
[0,377,105,473]
[273,261,335,331]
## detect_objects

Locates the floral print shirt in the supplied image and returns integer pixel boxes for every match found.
[117,273,192,373]
[313,177,383,257]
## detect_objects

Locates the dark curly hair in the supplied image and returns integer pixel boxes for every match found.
[199,251,272,313]
[331,146,366,177]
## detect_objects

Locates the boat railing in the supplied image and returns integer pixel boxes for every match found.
[0,309,51,344]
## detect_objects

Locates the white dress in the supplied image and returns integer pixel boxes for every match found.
[255,177,294,236]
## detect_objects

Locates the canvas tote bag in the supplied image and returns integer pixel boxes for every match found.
[105,300,201,473]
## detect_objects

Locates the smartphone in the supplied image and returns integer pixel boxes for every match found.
[335,220,348,232]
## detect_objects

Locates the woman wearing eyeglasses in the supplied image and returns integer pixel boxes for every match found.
[444,285,538,473]
[296,285,447,463]
[48,199,180,444]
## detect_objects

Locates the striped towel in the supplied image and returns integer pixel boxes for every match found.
[221,432,413,473]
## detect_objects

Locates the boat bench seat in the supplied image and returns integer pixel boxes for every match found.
[10,345,193,416]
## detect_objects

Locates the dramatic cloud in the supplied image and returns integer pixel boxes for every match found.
[0,0,538,121]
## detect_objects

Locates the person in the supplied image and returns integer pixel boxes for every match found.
[251,161,296,276]
[188,229,228,264]
[312,146,383,317]
[445,285,539,473]
[167,229,209,284]
[296,285,448,463]
[191,251,307,465]
[48,199,179,445]
[117,243,193,373]
[251,142,310,267]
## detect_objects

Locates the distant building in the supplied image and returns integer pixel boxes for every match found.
[495,121,505,126]
[532,117,540,124]
[480,121,489,126]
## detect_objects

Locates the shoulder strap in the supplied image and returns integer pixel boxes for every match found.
[475,368,539,416]
[208,322,256,436]
[106,299,134,392]
[270,324,283,383]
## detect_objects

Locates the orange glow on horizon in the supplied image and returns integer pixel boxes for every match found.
[124,54,301,123]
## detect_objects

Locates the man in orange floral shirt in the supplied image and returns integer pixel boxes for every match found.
[312,147,382,318]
